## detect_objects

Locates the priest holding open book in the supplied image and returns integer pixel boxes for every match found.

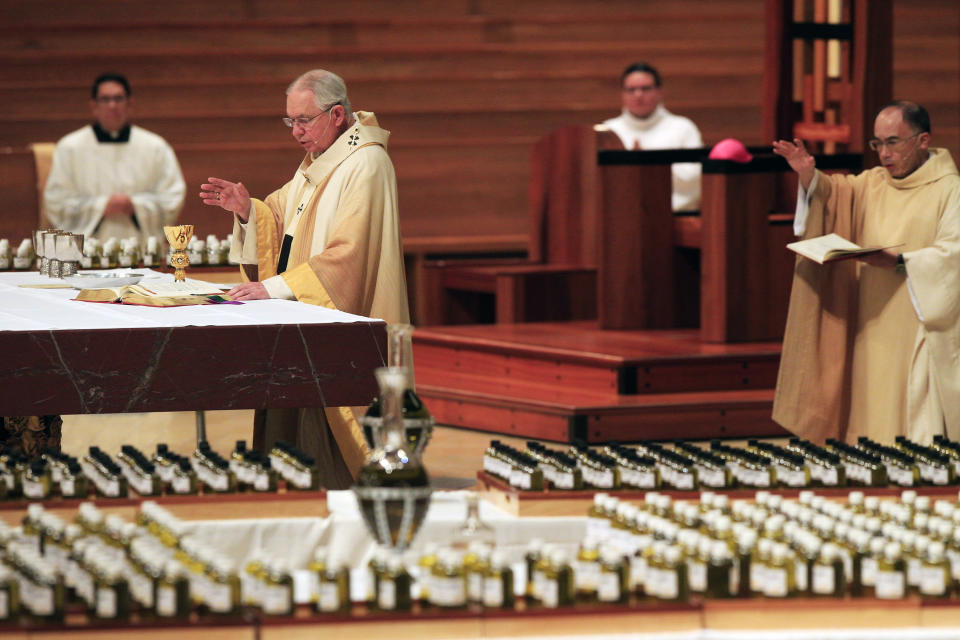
[772,101,960,445]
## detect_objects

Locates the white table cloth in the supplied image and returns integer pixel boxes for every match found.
[0,269,376,331]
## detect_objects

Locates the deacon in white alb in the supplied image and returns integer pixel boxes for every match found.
[44,73,185,243]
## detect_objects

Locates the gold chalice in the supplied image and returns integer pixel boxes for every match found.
[164,225,194,282]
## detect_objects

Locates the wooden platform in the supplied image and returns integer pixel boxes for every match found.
[413,322,788,443]
[475,471,960,517]
[0,489,328,528]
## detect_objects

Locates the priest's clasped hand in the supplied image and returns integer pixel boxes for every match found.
[226,282,270,301]
[103,193,134,218]
[199,177,252,222]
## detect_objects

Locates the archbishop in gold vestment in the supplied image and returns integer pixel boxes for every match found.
[773,148,960,444]
[229,111,409,488]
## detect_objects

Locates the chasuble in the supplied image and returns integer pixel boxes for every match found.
[230,111,409,487]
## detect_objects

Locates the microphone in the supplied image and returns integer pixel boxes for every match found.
[303,117,333,147]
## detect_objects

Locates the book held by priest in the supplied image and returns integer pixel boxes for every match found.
[786,233,898,265]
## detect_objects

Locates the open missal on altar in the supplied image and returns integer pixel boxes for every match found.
[786,233,898,265]
[74,279,232,307]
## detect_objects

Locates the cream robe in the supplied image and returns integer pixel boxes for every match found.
[773,148,960,444]
[230,111,409,487]
[44,124,185,243]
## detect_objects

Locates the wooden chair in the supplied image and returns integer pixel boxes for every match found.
[419,125,620,325]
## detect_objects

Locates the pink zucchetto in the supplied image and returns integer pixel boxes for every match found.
[708,138,754,163]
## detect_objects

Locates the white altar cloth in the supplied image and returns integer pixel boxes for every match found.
[0,269,376,331]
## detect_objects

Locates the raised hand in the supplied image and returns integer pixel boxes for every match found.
[772,138,815,190]
[200,177,252,222]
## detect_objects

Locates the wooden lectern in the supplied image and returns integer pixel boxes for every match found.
[595,150,700,330]
[698,154,862,343]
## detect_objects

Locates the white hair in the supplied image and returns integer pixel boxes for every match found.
[287,69,353,119]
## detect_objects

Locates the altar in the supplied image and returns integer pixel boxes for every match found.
[0,270,386,416]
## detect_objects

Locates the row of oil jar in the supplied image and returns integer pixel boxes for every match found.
[485,435,960,492]
[565,488,960,603]
[0,440,320,501]
[0,234,234,271]
[0,501,344,622]
[6,488,960,624]
[0,499,519,623]
[264,486,960,611]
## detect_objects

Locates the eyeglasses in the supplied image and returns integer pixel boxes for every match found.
[95,95,128,104]
[868,132,921,152]
[282,103,337,129]
[282,112,324,129]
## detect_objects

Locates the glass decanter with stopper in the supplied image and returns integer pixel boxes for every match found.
[354,366,433,551]
[362,324,434,456]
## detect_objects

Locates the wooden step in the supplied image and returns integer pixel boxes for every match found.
[414,323,780,396]
[418,383,786,444]
[412,323,784,443]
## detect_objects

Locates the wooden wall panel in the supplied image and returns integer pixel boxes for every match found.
[0,141,532,247]
[0,0,954,288]
[0,150,38,243]
[893,1,960,160]
[0,72,761,118]
[0,43,764,84]
[0,106,764,149]
[0,0,473,24]
[0,15,762,52]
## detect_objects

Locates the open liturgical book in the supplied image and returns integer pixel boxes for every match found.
[74,279,232,307]
[786,233,899,265]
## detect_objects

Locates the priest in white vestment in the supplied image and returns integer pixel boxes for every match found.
[772,101,960,445]
[200,69,409,489]
[599,62,703,212]
[44,73,185,243]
